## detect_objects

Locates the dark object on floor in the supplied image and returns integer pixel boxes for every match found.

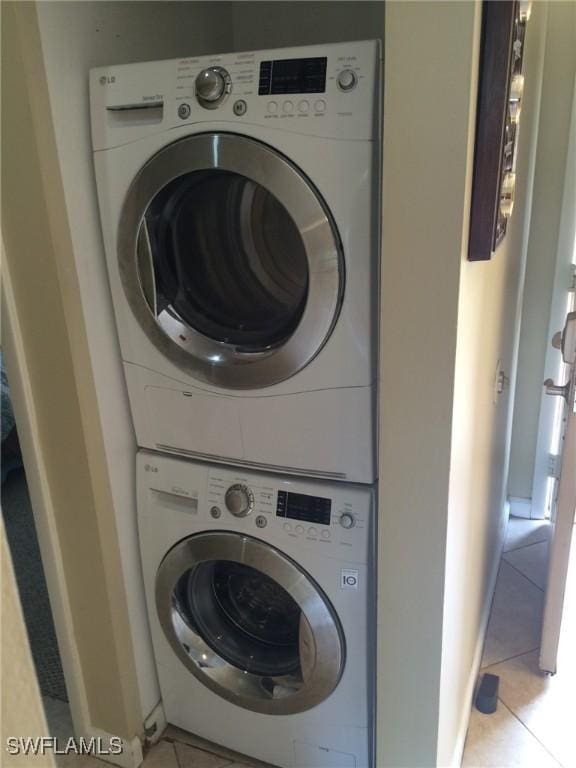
[1,469,68,702]
[475,672,500,714]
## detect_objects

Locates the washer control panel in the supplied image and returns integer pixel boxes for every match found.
[140,452,373,563]
[209,472,370,559]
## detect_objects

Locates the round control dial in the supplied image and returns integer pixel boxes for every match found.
[339,512,356,529]
[195,67,231,109]
[224,484,254,517]
[337,69,357,91]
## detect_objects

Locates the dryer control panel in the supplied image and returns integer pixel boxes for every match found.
[90,40,381,150]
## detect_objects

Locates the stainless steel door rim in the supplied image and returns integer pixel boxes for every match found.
[155,531,345,715]
[118,133,344,389]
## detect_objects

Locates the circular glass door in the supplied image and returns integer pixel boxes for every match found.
[118,133,344,389]
[155,532,345,715]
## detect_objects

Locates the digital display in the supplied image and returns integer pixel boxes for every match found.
[276,491,331,525]
[259,57,327,95]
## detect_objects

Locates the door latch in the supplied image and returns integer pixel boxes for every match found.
[544,378,571,404]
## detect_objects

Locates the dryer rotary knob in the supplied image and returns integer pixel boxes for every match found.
[225,484,254,517]
[339,513,355,530]
[195,67,229,108]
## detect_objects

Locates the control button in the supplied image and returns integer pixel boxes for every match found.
[283,522,292,532]
[210,506,221,519]
[337,69,357,91]
[282,100,294,113]
[308,527,318,537]
[255,515,267,529]
[314,99,326,113]
[339,513,355,530]
[177,103,191,120]
[233,99,247,116]
[295,524,305,535]
[267,100,278,114]
[321,529,331,539]
[225,484,254,517]
[298,99,310,113]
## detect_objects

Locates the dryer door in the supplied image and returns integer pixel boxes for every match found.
[119,133,344,389]
[155,531,345,715]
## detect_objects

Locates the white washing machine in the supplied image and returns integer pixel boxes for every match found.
[137,451,375,768]
[90,41,381,484]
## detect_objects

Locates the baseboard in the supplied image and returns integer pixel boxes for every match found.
[508,496,532,519]
[84,728,143,768]
[446,509,507,768]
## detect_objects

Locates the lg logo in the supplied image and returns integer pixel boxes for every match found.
[99,75,116,85]
[340,569,359,590]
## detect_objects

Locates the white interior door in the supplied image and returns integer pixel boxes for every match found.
[531,82,576,519]
[540,312,576,673]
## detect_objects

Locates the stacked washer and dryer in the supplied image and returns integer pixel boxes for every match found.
[90,40,381,768]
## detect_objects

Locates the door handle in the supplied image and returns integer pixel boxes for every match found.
[544,378,571,403]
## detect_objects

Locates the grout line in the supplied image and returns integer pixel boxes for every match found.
[502,557,546,593]
[504,537,550,554]
[481,646,540,671]
[498,699,564,766]
[166,737,237,767]
[171,739,183,768]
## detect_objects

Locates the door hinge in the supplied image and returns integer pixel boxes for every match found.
[547,452,561,479]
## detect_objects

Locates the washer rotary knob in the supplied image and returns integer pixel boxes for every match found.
[337,69,357,91]
[339,512,355,529]
[225,484,254,517]
[195,67,230,108]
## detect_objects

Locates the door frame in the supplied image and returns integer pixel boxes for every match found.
[1,240,92,737]
[1,241,145,768]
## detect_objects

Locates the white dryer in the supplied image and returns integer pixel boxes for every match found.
[90,41,381,483]
[137,451,375,768]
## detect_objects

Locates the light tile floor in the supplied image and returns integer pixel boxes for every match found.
[462,517,576,768]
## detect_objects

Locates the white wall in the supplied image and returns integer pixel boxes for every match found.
[378,4,477,764]
[438,4,549,762]
[380,2,547,765]
[34,1,233,722]
[508,2,576,510]
[230,1,384,50]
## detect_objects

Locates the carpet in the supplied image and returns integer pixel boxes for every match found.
[2,468,68,702]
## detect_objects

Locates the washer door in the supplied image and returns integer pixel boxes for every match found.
[155,531,345,715]
[119,133,344,389]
